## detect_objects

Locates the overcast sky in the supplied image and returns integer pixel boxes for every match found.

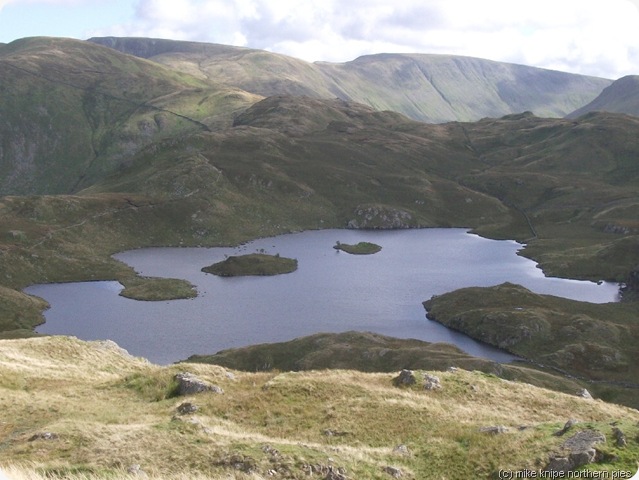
[0,0,637,79]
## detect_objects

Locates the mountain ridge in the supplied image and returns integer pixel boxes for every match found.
[88,36,612,123]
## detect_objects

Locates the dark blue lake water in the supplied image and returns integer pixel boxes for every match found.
[27,229,619,364]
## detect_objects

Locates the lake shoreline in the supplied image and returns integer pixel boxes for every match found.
[28,228,618,365]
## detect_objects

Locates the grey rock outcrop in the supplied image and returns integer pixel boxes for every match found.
[394,369,416,386]
[348,205,414,229]
[174,372,224,396]
[553,418,578,437]
[392,444,411,456]
[176,402,198,415]
[383,465,403,478]
[545,429,606,473]
[127,464,149,478]
[479,426,509,435]
[612,427,627,448]
[28,432,59,441]
[423,373,441,390]
[577,388,593,400]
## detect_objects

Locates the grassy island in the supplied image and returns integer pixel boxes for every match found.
[119,276,197,301]
[333,241,382,255]
[202,253,298,276]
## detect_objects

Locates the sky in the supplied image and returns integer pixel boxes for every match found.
[0,0,637,79]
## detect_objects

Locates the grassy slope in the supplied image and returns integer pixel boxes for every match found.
[568,75,639,118]
[0,37,260,195]
[186,331,592,396]
[88,37,611,123]
[318,53,610,122]
[460,112,639,281]
[1,336,638,479]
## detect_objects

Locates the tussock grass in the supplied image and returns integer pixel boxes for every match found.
[1,337,637,479]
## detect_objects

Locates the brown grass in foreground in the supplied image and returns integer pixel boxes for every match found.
[1,336,638,479]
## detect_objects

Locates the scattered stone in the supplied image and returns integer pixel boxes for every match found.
[174,372,224,396]
[447,366,459,373]
[324,466,348,480]
[28,432,59,441]
[301,464,347,479]
[176,402,198,415]
[126,464,148,478]
[323,429,349,437]
[262,444,281,458]
[577,388,593,400]
[214,454,257,473]
[423,373,441,390]
[545,429,606,473]
[394,369,416,386]
[383,466,403,478]
[553,419,578,437]
[545,457,572,473]
[348,205,414,229]
[612,427,627,448]
[392,444,411,456]
[571,449,598,468]
[479,426,509,435]
[563,429,606,453]
[93,339,135,359]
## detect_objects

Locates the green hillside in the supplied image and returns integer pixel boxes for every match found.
[0,37,260,195]
[0,36,639,478]
[89,37,611,123]
[568,75,639,118]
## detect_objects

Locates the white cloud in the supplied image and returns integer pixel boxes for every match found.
[1,0,94,5]
[87,0,639,79]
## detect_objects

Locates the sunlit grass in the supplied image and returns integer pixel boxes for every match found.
[1,336,637,479]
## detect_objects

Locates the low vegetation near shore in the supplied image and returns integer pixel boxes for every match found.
[201,253,298,276]
[333,241,382,255]
[1,336,638,479]
[424,283,639,409]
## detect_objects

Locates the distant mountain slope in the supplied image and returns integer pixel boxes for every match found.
[0,37,260,195]
[89,36,337,98]
[318,53,610,122]
[567,75,639,118]
[88,36,611,123]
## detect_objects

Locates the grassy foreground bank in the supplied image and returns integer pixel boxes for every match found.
[0,336,638,479]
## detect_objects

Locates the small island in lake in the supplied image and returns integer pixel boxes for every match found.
[119,276,197,301]
[202,253,298,276]
[333,241,382,255]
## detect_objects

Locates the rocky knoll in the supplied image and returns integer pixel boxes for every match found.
[424,283,639,409]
